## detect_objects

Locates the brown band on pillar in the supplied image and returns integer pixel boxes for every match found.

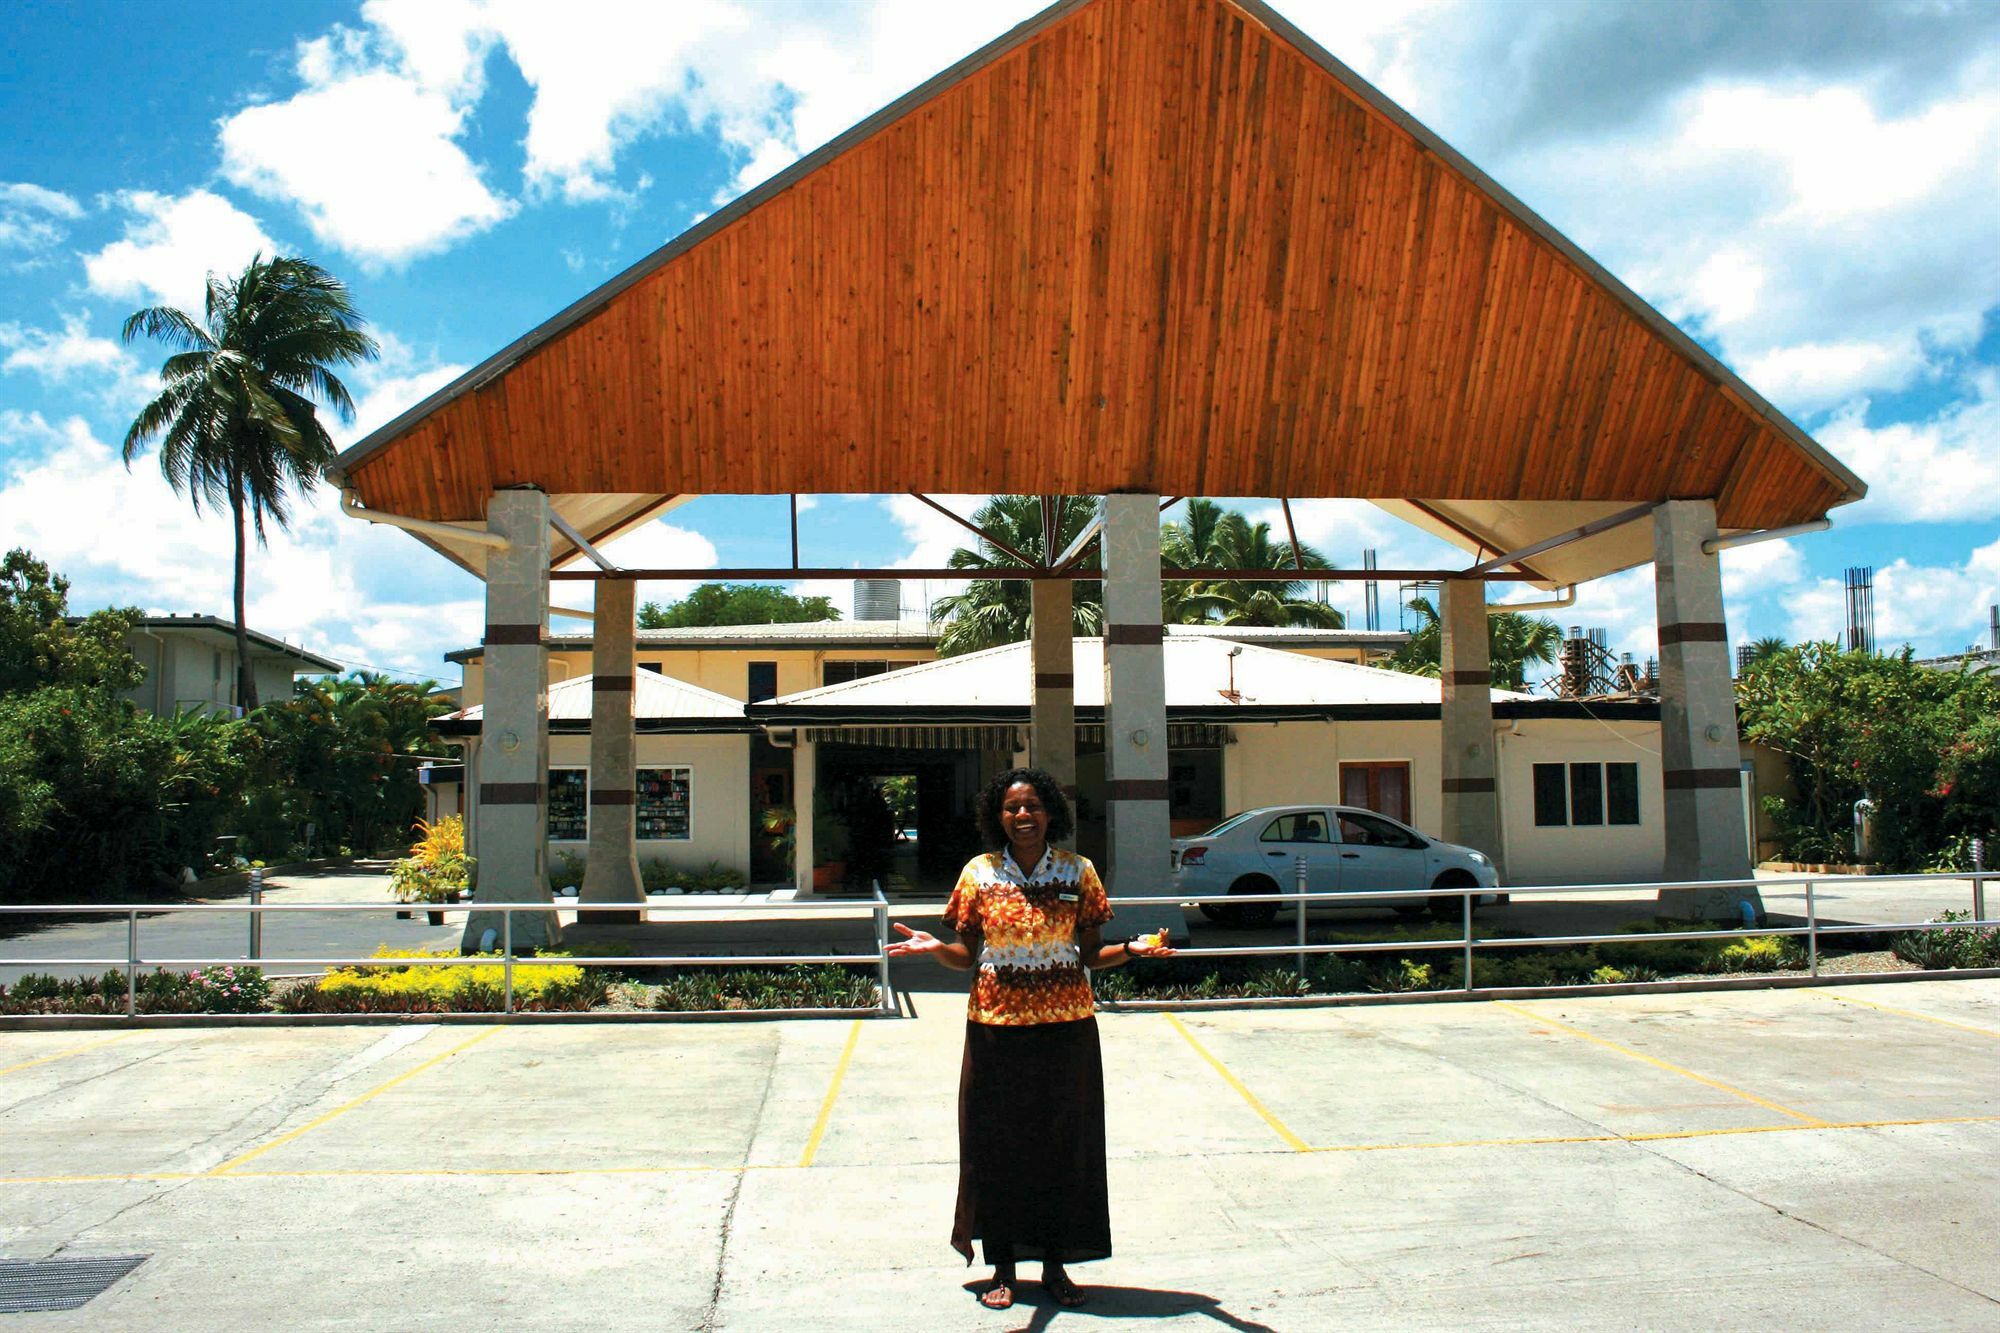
[1106,778,1170,801]
[1105,623,1163,646]
[594,674,634,692]
[1442,670,1491,686]
[480,782,541,805]
[1034,671,1075,688]
[1442,777,1496,793]
[484,623,544,646]
[589,788,637,806]
[1658,622,1728,646]
[1663,767,1741,790]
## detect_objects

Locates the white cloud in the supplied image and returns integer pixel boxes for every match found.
[334,334,468,447]
[1782,539,2000,652]
[83,190,278,316]
[219,60,513,264]
[1814,377,2000,525]
[0,181,83,253]
[586,518,721,612]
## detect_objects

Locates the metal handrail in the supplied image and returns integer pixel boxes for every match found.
[0,889,899,1018]
[3,873,1993,1017]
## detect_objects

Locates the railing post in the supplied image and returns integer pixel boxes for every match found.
[872,881,894,1015]
[247,865,263,961]
[1462,889,1475,993]
[1293,855,1308,985]
[1973,839,1987,923]
[125,910,138,1017]
[502,909,514,1015]
[1806,878,1819,979]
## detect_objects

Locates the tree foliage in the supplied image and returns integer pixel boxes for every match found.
[1737,643,2000,871]
[1389,594,1564,690]
[931,496,1104,657]
[1161,499,1343,628]
[122,254,377,709]
[638,583,840,629]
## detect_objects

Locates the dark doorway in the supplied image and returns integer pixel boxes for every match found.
[815,743,993,892]
[749,735,793,883]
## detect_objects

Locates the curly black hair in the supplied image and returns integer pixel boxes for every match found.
[975,766,1076,848]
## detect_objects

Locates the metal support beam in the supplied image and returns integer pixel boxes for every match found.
[551,565,1531,583]
[549,510,619,572]
[1461,502,1655,577]
[908,493,1041,569]
[1279,499,1307,571]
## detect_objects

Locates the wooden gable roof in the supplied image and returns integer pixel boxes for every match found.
[331,0,1863,575]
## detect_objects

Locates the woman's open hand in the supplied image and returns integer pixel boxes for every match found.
[886,922,947,958]
[1127,930,1176,959]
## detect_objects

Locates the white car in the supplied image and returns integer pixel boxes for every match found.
[1171,805,1501,926]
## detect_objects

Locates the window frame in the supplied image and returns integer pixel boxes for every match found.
[636,765,694,842]
[547,767,589,841]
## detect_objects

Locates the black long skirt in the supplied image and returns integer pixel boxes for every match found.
[951,1016,1111,1266]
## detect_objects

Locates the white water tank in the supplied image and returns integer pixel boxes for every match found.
[854,579,901,621]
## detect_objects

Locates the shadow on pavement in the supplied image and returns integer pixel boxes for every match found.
[955,1281,1277,1331]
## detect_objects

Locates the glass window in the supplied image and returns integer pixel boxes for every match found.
[1532,763,1568,826]
[1259,812,1330,843]
[637,767,692,840]
[1338,811,1422,849]
[547,769,588,840]
[1569,763,1605,826]
[747,661,778,703]
[1202,811,1256,837]
[1607,762,1640,826]
[638,660,664,675]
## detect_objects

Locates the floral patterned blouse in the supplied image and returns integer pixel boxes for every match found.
[942,847,1114,1026]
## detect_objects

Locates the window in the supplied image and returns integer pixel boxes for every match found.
[212,649,223,684]
[1606,763,1640,826]
[1570,763,1605,826]
[821,659,919,686]
[638,660,664,676]
[637,767,692,840]
[1337,811,1423,850]
[1534,761,1642,828]
[1259,812,1330,843]
[1339,761,1411,823]
[547,769,588,840]
[747,661,778,703]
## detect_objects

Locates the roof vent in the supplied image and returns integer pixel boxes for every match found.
[854,579,900,621]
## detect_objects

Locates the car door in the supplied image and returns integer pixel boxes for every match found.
[1253,809,1342,893]
[1333,809,1430,900]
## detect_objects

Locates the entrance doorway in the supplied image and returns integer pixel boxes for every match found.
[1340,761,1412,824]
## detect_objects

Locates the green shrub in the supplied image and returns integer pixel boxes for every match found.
[1892,911,2000,970]
[649,964,877,1011]
[278,947,607,1013]
[548,850,587,894]
[0,965,270,1014]
[639,858,681,892]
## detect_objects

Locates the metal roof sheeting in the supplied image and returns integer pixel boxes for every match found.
[446,668,745,723]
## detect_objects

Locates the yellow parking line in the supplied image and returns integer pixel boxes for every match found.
[206,1028,501,1176]
[1806,990,2000,1040]
[1495,1002,1825,1126]
[0,1033,137,1079]
[1165,1013,1309,1152]
[1304,1112,2000,1156]
[799,1019,863,1168]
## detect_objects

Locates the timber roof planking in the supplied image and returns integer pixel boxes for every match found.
[331,0,1863,582]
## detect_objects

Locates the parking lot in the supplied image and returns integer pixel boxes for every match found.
[3,977,1998,1328]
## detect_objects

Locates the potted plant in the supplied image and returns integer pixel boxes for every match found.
[389,816,476,926]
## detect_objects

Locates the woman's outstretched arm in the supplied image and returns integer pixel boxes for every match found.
[886,921,977,970]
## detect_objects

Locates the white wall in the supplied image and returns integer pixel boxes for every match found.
[1495,719,1664,886]
[545,732,751,877]
[1223,716,1667,887]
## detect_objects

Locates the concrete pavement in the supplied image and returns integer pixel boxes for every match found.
[2,978,1997,1327]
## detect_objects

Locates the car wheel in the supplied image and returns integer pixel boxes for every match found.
[1218,875,1279,929]
[1428,871,1480,919]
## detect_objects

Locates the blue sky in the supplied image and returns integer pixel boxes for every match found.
[3,0,1997,688]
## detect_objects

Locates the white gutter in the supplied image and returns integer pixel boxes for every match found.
[551,606,595,621]
[339,488,511,551]
[1702,518,1831,555]
[1491,585,1576,615]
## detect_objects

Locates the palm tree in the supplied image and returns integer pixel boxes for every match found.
[1164,505,1343,628]
[930,496,1103,656]
[1391,595,1562,689]
[1743,636,1789,669]
[123,255,378,710]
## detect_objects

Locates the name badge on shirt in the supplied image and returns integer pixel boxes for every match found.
[1059,892,1079,902]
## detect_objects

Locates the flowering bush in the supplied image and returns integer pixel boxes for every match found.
[0,966,270,1014]
[181,964,272,1013]
[278,947,605,1013]
[389,816,475,905]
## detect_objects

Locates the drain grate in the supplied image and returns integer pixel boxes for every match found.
[0,1255,149,1313]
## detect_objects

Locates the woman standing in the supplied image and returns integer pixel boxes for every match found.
[887,766,1174,1310]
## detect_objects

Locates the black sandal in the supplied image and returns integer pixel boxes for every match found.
[979,1279,1015,1310]
[1045,1272,1088,1308]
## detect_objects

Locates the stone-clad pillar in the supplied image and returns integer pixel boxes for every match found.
[1654,500,1759,919]
[1030,579,1078,822]
[581,577,644,921]
[1439,579,1501,868]
[464,489,561,951]
[1101,494,1181,941]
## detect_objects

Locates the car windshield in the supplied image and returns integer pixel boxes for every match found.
[1199,811,1256,837]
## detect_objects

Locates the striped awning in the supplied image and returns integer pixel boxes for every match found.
[807,725,1025,751]
[1077,723,1235,748]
